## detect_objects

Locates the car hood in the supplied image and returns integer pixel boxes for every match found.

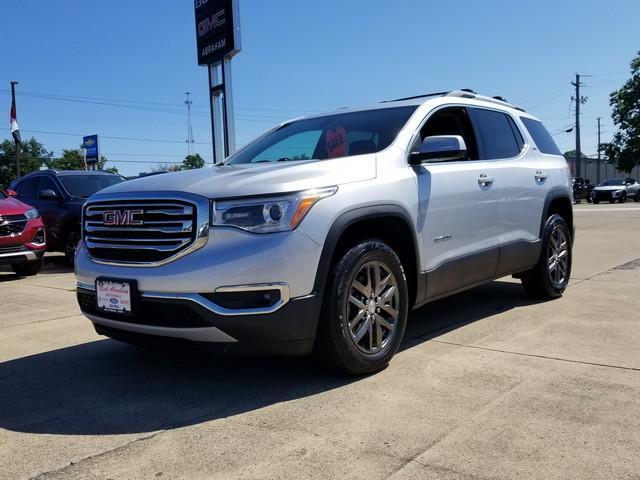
[0,196,32,215]
[95,156,376,199]
[594,185,625,191]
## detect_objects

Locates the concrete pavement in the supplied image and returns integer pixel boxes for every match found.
[1,202,639,479]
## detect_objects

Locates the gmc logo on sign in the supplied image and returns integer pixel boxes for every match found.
[103,210,144,226]
[197,9,226,37]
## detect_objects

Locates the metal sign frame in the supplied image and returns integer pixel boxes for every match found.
[195,0,241,164]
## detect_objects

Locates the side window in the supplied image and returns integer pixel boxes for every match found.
[520,117,562,155]
[38,176,60,197]
[470,108,521,160]
[417,107,479,160]
[16,177,39,199]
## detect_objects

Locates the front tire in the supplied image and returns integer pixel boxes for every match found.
[315,240,409,375]
[521,214,572,300]
[64,230,81,265]
[12,259,43,276]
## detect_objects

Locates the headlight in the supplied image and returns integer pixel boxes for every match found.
[213,186,337,233]
[612,189,624,197]
[24,208,39,219]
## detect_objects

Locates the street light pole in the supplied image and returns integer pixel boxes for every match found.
[596,117,601,185]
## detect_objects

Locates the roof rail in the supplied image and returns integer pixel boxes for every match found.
[446,90,525,112]
[382,89,526,112]
[381,91,449,103]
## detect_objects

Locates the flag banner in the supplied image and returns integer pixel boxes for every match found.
[10,103,21,144]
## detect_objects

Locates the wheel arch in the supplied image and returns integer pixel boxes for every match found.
[541,188,574,241]
[312,205,423,309]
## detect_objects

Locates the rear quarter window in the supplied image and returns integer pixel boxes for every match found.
[520,117,562,155]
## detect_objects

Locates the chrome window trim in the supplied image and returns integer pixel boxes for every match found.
[82,191,210,268]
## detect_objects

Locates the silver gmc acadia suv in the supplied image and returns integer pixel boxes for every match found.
[75,89,574,374]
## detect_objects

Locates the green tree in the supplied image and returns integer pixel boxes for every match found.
[0,137,52,188]
[601,51,640,173]
[563,149,588,160]
[152,163,182,173]
[182,153,205,170]
[48,149,85,170]
[47,149,108,170]
[106,166,119,174]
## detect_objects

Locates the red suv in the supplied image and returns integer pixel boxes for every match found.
[0,189,46,275]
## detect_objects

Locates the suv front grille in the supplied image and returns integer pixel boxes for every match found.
[83,199,197,264]
[77,290,212,328]
[0,215,27,237]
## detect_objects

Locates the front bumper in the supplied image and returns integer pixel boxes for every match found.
[0,218,46,265]
[75,226,324,352]
[0,245,45,266]
[77,284,321,354]
[592,190,622,202]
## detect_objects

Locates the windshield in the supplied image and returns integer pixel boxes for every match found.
[599,179,624,186]
[60,175,125,198]
[227,106,418,165]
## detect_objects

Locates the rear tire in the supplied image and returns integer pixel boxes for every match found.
[521,214,572,300]
[12,258,43,276]
[315,240,408,375]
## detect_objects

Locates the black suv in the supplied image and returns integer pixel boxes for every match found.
[10,170,125,263]
[572,177,593,203]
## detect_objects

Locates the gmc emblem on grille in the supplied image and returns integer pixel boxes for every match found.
[103,209,144,226]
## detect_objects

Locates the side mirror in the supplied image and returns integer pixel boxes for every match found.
[4,189,17,197]
[410,135,467,165]
[38,189,60,201]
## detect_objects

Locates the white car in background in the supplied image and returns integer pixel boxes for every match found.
[591,178,640,203]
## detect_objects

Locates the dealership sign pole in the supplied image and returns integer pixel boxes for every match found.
[194,0,241,163]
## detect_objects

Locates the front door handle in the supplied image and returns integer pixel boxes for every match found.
[478,173,494,186]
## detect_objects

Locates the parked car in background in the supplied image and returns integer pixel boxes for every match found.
[591,178,640,204]
[0,189,46,275]
[572,177,593,203]
[10,170,126,263]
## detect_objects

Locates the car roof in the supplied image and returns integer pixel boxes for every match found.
[286,89,535,123]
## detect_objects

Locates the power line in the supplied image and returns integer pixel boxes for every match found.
[0,89,318,116]
[16,128,213,145]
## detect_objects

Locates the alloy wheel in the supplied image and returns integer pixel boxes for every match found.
[547,226,569,288]
[346,260,400,355]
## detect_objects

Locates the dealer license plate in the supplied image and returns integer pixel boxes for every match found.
[96,279,133,315]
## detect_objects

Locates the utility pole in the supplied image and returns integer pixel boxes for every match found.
[571,74,588,178]
[10,81,21,178]
[184,92,194,155]
[596,117,601,185]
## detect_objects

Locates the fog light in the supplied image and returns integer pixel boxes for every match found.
[32,228,46,245]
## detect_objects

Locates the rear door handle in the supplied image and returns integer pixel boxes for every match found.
[535,170,548,182]
[478,174,494,186]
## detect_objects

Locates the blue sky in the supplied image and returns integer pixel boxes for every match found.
[2,0,639,176]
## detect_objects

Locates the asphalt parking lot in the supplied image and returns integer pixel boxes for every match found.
[1,203,639,480]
